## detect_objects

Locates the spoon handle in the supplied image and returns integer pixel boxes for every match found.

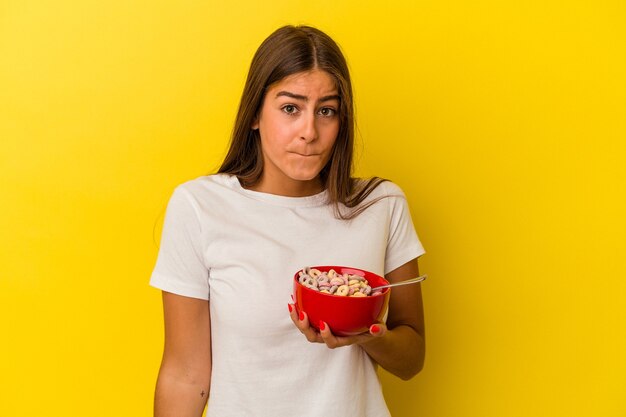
[371,274,428,291]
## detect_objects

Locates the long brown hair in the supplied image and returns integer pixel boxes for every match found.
[218,25,387,219]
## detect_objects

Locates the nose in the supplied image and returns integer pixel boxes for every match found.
[299,112,318,143]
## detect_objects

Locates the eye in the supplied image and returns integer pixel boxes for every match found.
[282,104,298,115]
[319,107,337,117]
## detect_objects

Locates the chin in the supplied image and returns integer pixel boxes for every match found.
[284,167,320,182]
[296,166,328,180]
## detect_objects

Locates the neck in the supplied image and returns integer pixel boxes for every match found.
[246,174,324,197]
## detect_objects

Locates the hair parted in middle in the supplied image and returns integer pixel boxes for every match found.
[218,25,386,219]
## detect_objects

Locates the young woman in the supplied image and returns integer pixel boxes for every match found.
[151,25,426,417]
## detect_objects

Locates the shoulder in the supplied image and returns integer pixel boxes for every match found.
[175,173,232,194]
[378,180,407,198]
[355,178,408,203]
[161,174,236,218]
[172,173,236,201]
[363,180,414,222]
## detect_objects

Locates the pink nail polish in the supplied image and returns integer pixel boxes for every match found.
[319,320,325,331]
[288,304,293,313]
[371,325,380,334]
[299,311,305,321]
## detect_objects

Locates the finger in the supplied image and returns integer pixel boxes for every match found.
[369,323,387,337]
[287,303,306,331]
[287,303,298,323]
[298,311,323,343]
[318,321,365,348]
[288,305,323,343]
[318,320,341,348]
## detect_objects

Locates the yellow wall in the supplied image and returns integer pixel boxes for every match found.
[1,1,625,416]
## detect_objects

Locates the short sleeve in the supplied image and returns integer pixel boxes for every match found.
[149,187,210,300]
[384,183,426,274]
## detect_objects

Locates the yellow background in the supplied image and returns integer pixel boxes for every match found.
[1,1,625,416]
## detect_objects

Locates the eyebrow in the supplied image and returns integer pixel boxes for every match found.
[275,91,340,103]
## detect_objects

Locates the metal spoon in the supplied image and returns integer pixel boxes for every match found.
[371,274,428,291]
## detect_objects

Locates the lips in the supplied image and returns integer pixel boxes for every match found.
[290,151,319,157]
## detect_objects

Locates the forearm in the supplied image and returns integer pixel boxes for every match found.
[156,292,212,417]
[359,324,425,380]
[154,368,210,417]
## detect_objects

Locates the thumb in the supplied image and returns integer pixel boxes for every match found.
[369,323,387,337]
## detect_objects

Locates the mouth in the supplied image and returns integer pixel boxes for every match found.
[290,152,319,157]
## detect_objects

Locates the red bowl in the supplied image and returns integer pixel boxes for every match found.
[293,265,391,336]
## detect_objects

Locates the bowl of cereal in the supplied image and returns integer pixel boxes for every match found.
[293,265,391,336]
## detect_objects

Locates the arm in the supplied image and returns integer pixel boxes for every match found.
[154,291,212,417]
[289,258,425,380]
[358,258,425,380]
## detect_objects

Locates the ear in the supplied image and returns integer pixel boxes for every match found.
[251,117,259,130]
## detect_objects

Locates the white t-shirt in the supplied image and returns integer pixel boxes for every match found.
[150,174,425,417]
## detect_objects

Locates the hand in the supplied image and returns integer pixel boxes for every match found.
[288,303,386,348]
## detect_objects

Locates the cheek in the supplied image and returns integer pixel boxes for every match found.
[322,123,340,148]
[260,116,294,143]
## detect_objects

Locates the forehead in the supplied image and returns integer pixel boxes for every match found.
[268,69,338,95]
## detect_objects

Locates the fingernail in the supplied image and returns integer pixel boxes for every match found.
[371,325,380,334]
[288,304,293,313]
[299,311,305,321]
[319,320,325,331]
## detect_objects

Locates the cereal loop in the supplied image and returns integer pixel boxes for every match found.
[299,268,382,297]
[336,285,349,296]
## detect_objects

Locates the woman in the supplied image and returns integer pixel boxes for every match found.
[151,25,426,417]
